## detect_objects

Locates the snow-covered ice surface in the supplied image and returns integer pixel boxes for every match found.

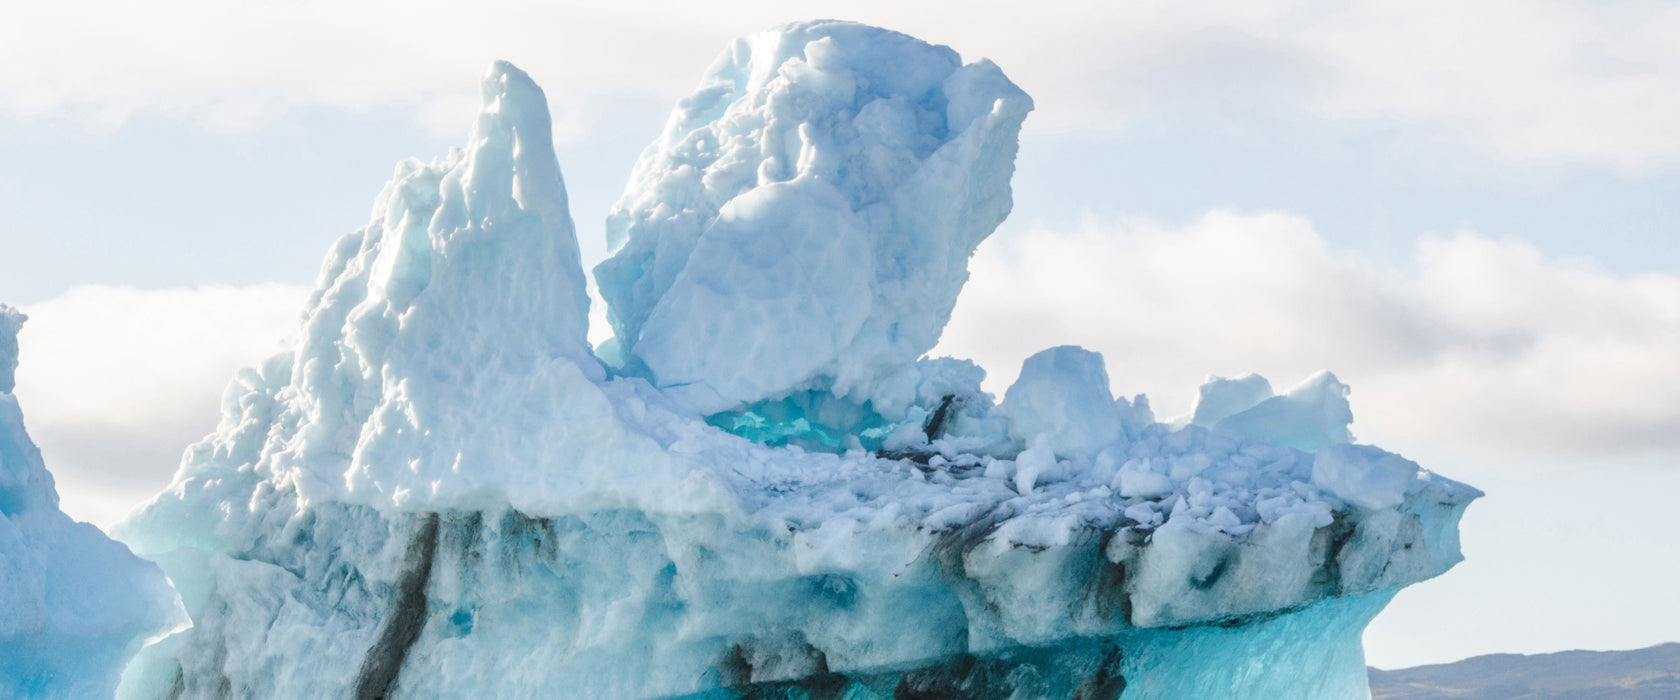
[113,21,1479,700]
[0,307,182,699]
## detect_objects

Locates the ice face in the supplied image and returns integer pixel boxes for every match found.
[595,20,1034,418]
[110,22,1477,700]
[0,306,182,699]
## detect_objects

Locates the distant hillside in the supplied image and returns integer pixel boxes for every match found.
[1369,643,1680,699]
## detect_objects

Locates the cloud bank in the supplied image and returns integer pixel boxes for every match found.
[937,211,1680,468]
[3,1,1676,169]
[12,283,309,527]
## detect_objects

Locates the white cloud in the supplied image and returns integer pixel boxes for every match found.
[2,1,1676,170]
[1299,0,1680,172]
[12,283,309,527]
[937,210,1680,468]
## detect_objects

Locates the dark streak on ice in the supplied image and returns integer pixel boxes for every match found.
[895,654,1014,699]
[1085,529,1133,625]
[922,394,956,442]
[353,512,440,700]
[1072,645,1128,700]
[1316,514,1359,595]
[874,394,958,466]
[701,640,1130,700]
[1190,556,1230,591]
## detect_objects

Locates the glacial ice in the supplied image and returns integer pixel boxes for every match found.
[1213,371,1356,453]
[1186,373,1275,428]
[0,306,181,699]
[1183,371,1355,453]
[594,21,1034,418]
[1000,346,1135,460]
[96,20,1478,700]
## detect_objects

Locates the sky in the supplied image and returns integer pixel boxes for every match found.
[2,0,1677,671]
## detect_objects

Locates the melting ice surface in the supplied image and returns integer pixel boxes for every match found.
[102,21,1477,700]
[0,307,181,699]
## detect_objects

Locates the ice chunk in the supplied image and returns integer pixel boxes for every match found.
[1213,370,1353,451]
[1124,501,1163,526]
[1013,436,1057,494]
[595,20,1033,416]
[999,346,1125,458]
[0,306,181,699]
[1118,459,1174,499]
[1187,373,1273,427]
[1311,443,1420,510]
[1117,393,1155,440]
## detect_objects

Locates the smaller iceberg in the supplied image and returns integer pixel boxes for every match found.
[0,306,182,699]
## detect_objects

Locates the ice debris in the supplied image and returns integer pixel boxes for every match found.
[102,20,1479,700]
[0,306,182,699]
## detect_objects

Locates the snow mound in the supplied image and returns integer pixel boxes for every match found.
[110,21,1479,700]
[0,306,182,699]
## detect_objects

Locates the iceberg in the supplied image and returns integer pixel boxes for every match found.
[108,20,1478,700]
[0,306,181,699]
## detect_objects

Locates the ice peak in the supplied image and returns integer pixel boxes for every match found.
[596,21,1033,417]
[463,60,573,234]
[0,304,24,393]
[248,59,611,509]
[343,58,593,355]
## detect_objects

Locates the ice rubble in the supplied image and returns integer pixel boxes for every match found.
[111,20,1477,700]
[0,307,181,699]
